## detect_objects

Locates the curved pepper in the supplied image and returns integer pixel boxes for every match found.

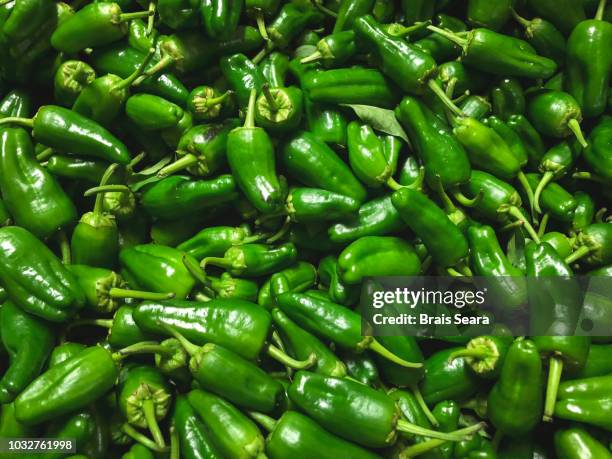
[173,395,224,459]
[201,242,297,277]
[583,115,612,183]
[301,30,356,68]
[0,128,77,239]
[467,0,511,30]
[512,10,566,66]
[53,60,96,107]
[200,0,242,41]
[46,155,107,185]
[318,255,359,305]
[490,78,525,121]
[554,427,612,459]
[258,261,317,309]
[0,301,54,404]
[338,236,421,284]
[0,226,85,322]
[449,334,513,380]
[220,53,265,109]
[568,223,612,266]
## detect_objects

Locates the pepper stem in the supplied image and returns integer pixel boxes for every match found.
[426,25,469,49]
[516,171,536,219]
[248,411,278,432]
[386,177,405,191]
[0,117,34,128]
[252,42,275,65]
[169,423,179,459]
[313,0,338,17]
[182,255,210,285]
[92,163,119,216]
[157,153,201,178]
[200,256,233,272]
[510,8,531,28]
[109,287,175,301]
[386,20,432,37]
[36,147,54,161]
[266,216,291,243]
[452,189,483,207]
[265,344,317,369]
[113,47,155,91]
[427,79,464,118]
[84,184,130,197]
[244,88,258,128]
[411,385,439,427]
[262,84,279,112]
[122,423,167,453]
[194,90,232,110]
[537,212,549,237]
[533,171,553,214]
[572,171,607,183]
[117,341,175,358]
[137,54,175,84]
[142,399,166,449]
[118,10,154,22]
[448,347,492,361]
[595,0,607,20]
[500,205,540,243]
[567,119,588,148]
[399,423,485,458]
[543,356,564,422]
[67,318,113,330]
[57,230,71,265]
[161,324,201,356]
[300,50,323,64]
[595,207,609,223]
[396,419,471,441]
[369,338,424,368]
[146,0,156,35]
[564,245,591,265]
[255,9,270,41]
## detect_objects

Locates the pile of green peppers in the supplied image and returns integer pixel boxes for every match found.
[0,0,611,457]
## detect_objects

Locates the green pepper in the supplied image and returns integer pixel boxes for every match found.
[569,223,612,266]
[396,96,471,189]
[554,427,611,459]
[317,255,359,306]
[554,397,612,431]
[177,225,258,261]
[284,187,360,223]
[354,15,438,96]
[40,410,96,459]
[187,389,267,458]
[0,226,85,322]
[541,231,573,259]
[207,272,259,302]
[201,242,297,277]
[0,128,77,239]
[487,338,543,437]
[301,66,397,108]
[132,299,271,360]
[122,444,155,459]
[128,18,155,53]
[526,173,577,222]
[482,116,529,169]
[48,342,86,368]
[427,26,557,79]
[276,292,423,368]
[157,0,200,29]
[46,155,107,185]
[264,2,324,51]
[0,105,132,165]
[53,60,97,107]
[338,236,421,284]
[467,224,527,311]
[140,175,238,220]
[300,30,356,68]
[118,365,171,449]
[507,113,547,166]
[333,0,374,32]
[511,10,566,66]
[260,51,290,87]
[91,44,189,106]
[490,78,525,121]
[467,0,511,30]
[328,195,407,243]
[119,243,197,299]
[449,334,513,381]
[0,301,54,404]
[565,3,612,118]
[420,347,482,405]
[414,14,467,62]
[575,343,612,377]
[186,86,233,122]
[51,2,152,53]
[200,0,242,41]
[173,395,224,459]
[344,351,382,387]
[227,89,285,214]
[288,371,479,448]
[0,402,38,439]
[527,0,586,35]
[125,93,185,131]
[257,261,316,309]
[392,188,469,268]
[67,264,174,313]
[282,130,367,203]
[458,95,491,120]
[583,115,612,183]
[220,53,265,109]
[253,410,381,459]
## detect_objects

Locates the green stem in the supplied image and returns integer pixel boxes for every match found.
[182,255,210,285]
[169,423,179,459]
[138,54,174,82]
[113,47,155,91]
[128,152,146,171]
[386,176,404,191]
[448,347,491,361]
[142,399,166,449]
[93,163,119,216]
[572,171,608,183]
[194,90,233,110]
[146,1,156,35]
[595,0,607,20]
[595,207,609,223]
[411,385,439,427]
[564,245,591,265]
[252,42,274,65]
[266,216,291,243]
[265,344,317,369]
[452,189,483,207]
[567,119,588,148]
[244,88,257,128]
[396,419,471,442]
[84,184,130,197]
[248,411,278,432]
[119,10,154,22]
[516,171,535,220]
[255,9,270,40]
[0,117,34,128]
[162,324,201,356]
[300,50,323,64]
[36,147,54,161]
[313,0,338,17]
[426,25,469,49]
[68,318,113,331]
[510,8,531,28]
[543,356,564,422]
[262,84,278,112]
[200,256,233,272]
[502,205,540,243]
[122,423,167,453]
[57,230,71,265]
[157,153,199,178]
[500,220,524,232]
[533,171,553,215]
[447,267,465,277]
[399,423,484,458]
[0,0,13,5]
[427,79,464,117]
[369,338,423,369]
[109,287,175,301]
[537,213,549,237]
[117,341,175,357]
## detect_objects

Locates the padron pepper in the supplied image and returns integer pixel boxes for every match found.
[318,255,359,306]
[490,78,525,121]
[583,115,612,183]
[300,30,357,68]
[186,86,234,122]
[258,261,317,309]
[0,226,85,322]
[53,60,97,107]
[511,10,566,66]
[554,427,612,459]
[201,0,243,41]
[173,395,224,459]
[220,53,265,109]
